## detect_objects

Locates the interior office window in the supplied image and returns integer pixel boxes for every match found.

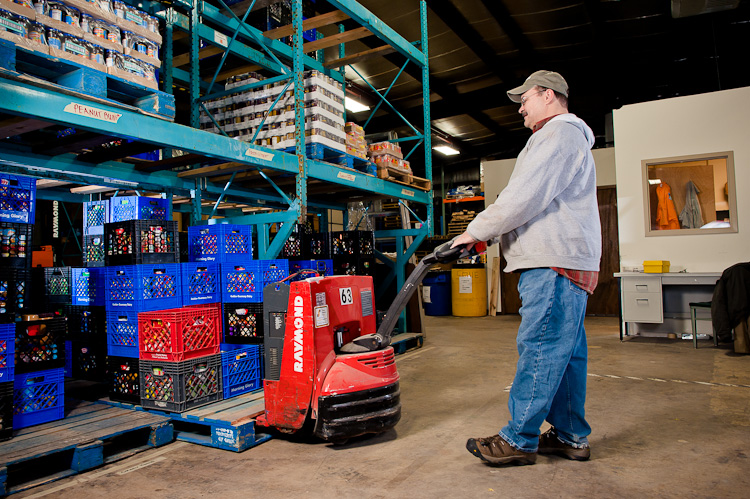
[642,151,738,236]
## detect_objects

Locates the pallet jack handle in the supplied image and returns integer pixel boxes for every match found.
[340,237,487,353]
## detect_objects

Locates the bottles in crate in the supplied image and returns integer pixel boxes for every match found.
[0,268,31,321]
[108,356,140,404]
[223,303,263,343]
[15,317,66,374]
[0,173,36,224]
[187,224,252,263]
[105,220,179,266]
[0,222,32,269]
[139,354,222,412]
[221,344,262,399]
[331,230,374,257]
[138,305,222,362]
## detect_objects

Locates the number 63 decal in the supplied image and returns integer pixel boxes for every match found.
[339,287,353,305]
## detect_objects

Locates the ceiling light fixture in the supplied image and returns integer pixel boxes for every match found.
[344,98,370,113]
[433,145,460,156]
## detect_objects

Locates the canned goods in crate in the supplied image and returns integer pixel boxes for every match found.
[28,22,46,44]
[48,1,63,21]
[63,35,90,59]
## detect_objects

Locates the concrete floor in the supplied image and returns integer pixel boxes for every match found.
[16,315,750,499]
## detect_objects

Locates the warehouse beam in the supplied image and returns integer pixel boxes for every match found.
[326,0,425,66]
[0,79,300,174]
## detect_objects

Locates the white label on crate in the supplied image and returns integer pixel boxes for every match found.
[64,103,122,123]
[245,147,275,161]
[214,31,228,47]
[401,188,415,198]
[339,287,353,305]
[423,286,432,303]
[459,275,473,293]
[337,171,355,182]
[314,305,329,328]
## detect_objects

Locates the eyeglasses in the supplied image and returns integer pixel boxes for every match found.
[520,89,546,106]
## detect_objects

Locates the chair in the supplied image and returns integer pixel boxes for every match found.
[689,302,718,349]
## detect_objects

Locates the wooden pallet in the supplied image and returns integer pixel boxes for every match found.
[0,399,173,496]
[376,165,431,191]
[0,38,175,121]
[105,390,272,453]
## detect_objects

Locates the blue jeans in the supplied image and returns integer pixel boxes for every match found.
[498,268,591,453]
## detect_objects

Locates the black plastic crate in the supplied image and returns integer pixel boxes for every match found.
[69,339,107,381]
[64,305,106,338]
[105,219,179,266]
[307,232,331,259]
[331,231,374,257]
[278,222,312,259]
[0,222,32,269]
[44,267,72,304]
[0,268,31,322]
[223,303,264,344]
[140,354,222,413]
[83,234,106,267]
[15,317,66,374]
[333,256,374,277]
[108,356,140,404]
[1,380,12,441]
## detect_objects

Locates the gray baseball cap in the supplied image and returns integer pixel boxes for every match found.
[507,70,569,103]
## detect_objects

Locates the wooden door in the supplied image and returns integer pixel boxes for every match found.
[499,185,620,316]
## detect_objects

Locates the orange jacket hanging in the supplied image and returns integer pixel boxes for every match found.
[656,182,680,230]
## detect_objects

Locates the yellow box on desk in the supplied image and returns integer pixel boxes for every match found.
[643,260,670,273]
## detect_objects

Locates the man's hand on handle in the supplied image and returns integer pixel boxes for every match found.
[450,231,480,251]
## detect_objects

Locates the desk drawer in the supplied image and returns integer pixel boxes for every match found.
[622,292,663,322]
[622,276,662,294]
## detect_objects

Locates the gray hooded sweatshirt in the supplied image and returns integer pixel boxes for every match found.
[466,113,602,273]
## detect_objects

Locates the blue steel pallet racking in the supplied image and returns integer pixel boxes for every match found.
[0,0,432,333]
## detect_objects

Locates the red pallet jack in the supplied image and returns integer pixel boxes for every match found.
[255,237,485,441]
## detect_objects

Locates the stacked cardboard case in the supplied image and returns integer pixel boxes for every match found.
[200,70,347,152]
[0,0,162,89]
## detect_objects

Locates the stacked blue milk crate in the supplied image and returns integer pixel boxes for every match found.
[0,173,68,435]
[187,224,271,398]
[0,173,35,324]
[43,265,107,381]
[101,196,177,405]
[82,199,109,267]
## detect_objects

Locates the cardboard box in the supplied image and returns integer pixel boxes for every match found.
[643,260,670,273]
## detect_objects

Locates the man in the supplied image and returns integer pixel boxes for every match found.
[451,70,602,466]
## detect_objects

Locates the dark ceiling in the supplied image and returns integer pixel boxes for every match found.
[326,0,750,172]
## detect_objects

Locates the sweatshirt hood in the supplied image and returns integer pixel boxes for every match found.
[549,113,595,149]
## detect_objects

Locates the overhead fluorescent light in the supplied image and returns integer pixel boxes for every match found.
[648,178,662,185]
[433,145,460,156]
[344,98,370,113]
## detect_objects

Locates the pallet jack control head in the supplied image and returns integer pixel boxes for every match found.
[340,237,487,354]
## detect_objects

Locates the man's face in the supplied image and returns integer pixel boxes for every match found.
[518,87,547,129]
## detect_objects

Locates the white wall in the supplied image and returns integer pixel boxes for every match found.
[613,87,750,272]
[481,147,617,310]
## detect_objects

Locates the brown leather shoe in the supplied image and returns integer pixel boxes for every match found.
[466,434,537,465]
[538,428,591,461]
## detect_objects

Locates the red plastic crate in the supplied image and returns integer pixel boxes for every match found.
[138,306,222,362]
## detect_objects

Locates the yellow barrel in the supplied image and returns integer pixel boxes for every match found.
[451,265,487,317]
